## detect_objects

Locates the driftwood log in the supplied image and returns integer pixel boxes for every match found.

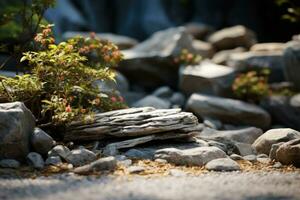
[65,107,201,142]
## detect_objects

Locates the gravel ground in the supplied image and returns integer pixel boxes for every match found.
[1,171,300,200]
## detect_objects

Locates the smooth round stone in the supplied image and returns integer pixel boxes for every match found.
[205,158,240,171]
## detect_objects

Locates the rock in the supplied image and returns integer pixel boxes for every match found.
[276,138,300,167]
[63,32,138,50]
[124,149,154,160]
[170,92,185,107]
[0,102,35,160]
[65,107,201,141]
[263,96,300,131]
[203,118,223,130]
[118,159,132,167]
[273,162,283,168]
[205,158,240,171]
[250,43,286,52]
[207,140,228,153]
[207,25,257,50]
[252,128,300,155]
[127,166,145,174]
[95,71,129,94]
[257,157,271,164]
[184,23,214,40]
[290,94,300,108]
[45,156,62,166]
[74,156,117,175]
[0,159,20,169]
[212,47,246,65]
[269,142,285,160]
[257,154,269,158]
[192,40,215,58]
[227,51,285,82]
[48,145,71,160]
[243,155,257,162]
[152,86,173,99]
[123,91,146,106]
[179,61,235,96]
[230,154,244,161]
[133,95,171,109]
[234,142,256,156]
[200,127,263,144]
[155,158,168,163]
[186,94,271,129]
[65,148,97,167]
[119,27,197,90]
[27,152,44,169]
[169,169,187,177]
[31,128,54,155]
[283,41,300,90]
[154,146,226,166]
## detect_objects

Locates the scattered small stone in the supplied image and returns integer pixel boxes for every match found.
[257,154,269,158]
[170,92,185,107]
[207,140,227,153]
[65,148,97,167]
[115,155,128,161]
[169,169,187,177]
[257,157,271,164]
[118,159,132,167]
[243,155,257,162]
[205,158,240,171]
[133,95,171,109]
[273,162,283,169]
[234,142,256,156]
[45,156,62,166]
[203,118,222,130]
[269,142,285,160]
[48,145,71,160]
[152,86,173,99]
[31,127,55,155]
[74,157,117,175]
[155,158,168,163]
[127,166,145,174]
[0,159,20,169]
[230,154,244,161]
[27,152,44,170]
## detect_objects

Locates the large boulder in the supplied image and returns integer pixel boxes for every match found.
[227,51,285,82]
[207,25,257,51]
[0,102,35,160]
[186,94,271,129]
[252,128,300,155]
[118,27,196,90]
[276,138,300,167]
[154,146,226,166]
[283,41,300,90]
[261,95,300,131]
[179,61,235,96]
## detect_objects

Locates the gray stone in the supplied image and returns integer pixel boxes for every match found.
[95,71,129,94]
[257,154,269,158]
[31,128,54,155]
[192,40,215,58]
[63,32,138,50]
[227,51,285,82]
[152,86,173,99]
[74,156,117,175]
[127,166,145,174]
[243,155,257,162]
[207,25,256,50]
[250,43,286,52]
[154,146,226,166]
[185,23,214,40]
[276,138,300,167]
[273,162,283,168]
[170,92,185,107]
[200,127,263,144]
[65,148,97,167]
[283,41,300,90]
[155,158,168,163]
[212,47,246,65]
[132,95,171,109]
[0,102,35,160]
[0,159,20,169]
[205,158,240,171]
[48,145,71,160]
[269,142,285,160]
[207,140,228,153]
[123,91,146,106]
[118,159,132,167]
[230,154,244,161]
[45,156,62,166]
[179,61,235,96]
[186,94,271,129]
[27,152,44,169]
[203,118,223,130]
[234,142,256,156]
[252,128,300,155]
[257,157,271,164]
[119,27,197,90]
[290,94,300,108]
[125,149,153,160]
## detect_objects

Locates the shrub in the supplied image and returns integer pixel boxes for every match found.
[0,25,126,125]
[232,69,271,103]
[174,49,201,66]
